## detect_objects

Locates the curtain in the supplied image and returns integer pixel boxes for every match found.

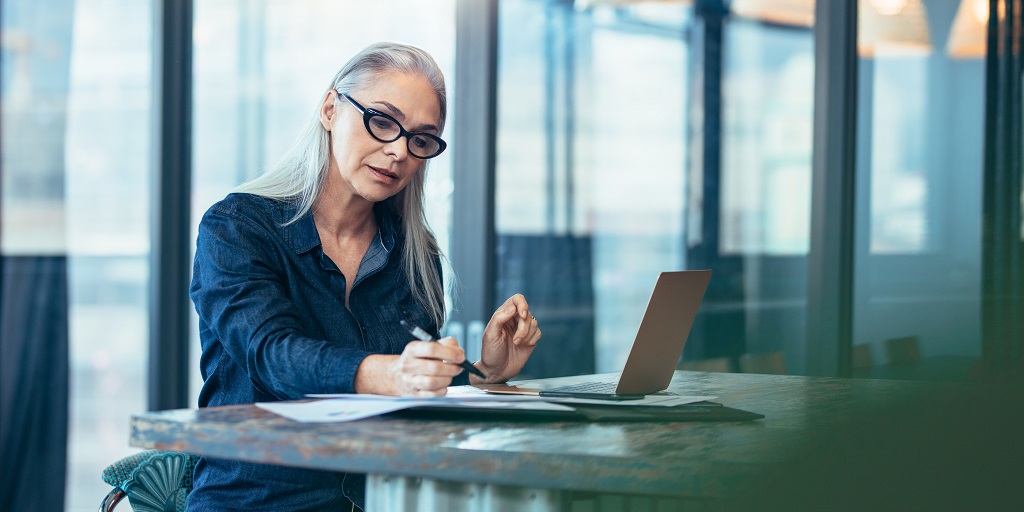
[0,256,69,510]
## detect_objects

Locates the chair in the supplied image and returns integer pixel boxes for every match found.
[851,344,875,370]
[677,357,734,373]
[100,450,197,512]
[738,352,788,375]
[885,336,921,365]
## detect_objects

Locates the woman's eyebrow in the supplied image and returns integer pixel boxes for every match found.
[372,100,439,133]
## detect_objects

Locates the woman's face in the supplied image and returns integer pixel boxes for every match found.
[320,70,442,206]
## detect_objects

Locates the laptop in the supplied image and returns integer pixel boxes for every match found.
[482,269,712,401]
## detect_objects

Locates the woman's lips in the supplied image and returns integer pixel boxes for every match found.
[369,166,399,183]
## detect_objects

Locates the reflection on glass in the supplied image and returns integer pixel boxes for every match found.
[496,0,817,378]
[496,0,690,377]
[720,18,814,256]
[684,4,815,377]
[868,56,929,253]
[853,0,984,381]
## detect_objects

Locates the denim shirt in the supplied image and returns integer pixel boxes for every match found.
[187,192,466,511]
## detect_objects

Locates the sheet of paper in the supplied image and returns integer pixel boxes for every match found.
[309,390,543,402]
[257,399,412,423]
[261,396,575,423]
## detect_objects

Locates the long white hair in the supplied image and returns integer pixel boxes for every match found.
[235,42,448,328]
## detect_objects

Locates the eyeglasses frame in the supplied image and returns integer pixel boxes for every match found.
[338,91,447,159]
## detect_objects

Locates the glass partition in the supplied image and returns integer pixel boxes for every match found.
[495,0,690,377]
[704,9,816,375]
[852,0,985,381]
[495,0,816,378]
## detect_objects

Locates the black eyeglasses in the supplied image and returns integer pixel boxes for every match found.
[339,92,447,159]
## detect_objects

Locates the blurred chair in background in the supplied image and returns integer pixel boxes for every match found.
[851,344,875,371]
[739,351,788,375]
[678,357,734,373]
[885,335,921,365]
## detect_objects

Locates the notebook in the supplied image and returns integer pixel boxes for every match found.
[483,269,712,401]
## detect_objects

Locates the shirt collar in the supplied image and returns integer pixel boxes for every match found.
[284,201,398,255]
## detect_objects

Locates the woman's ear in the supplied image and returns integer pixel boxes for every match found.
[319,90,337,131]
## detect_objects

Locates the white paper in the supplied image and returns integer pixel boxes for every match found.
[260,395,575,423]
[257,399,412,423]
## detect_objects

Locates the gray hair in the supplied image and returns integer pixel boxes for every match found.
[235,42,448,328]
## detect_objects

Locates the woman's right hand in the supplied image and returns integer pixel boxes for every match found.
[355,337,467,396]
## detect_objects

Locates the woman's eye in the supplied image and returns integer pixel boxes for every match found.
[370,116,395,131]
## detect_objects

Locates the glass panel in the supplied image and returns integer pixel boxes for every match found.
[191,0,458,399]
[867,54,930,254]
[852,0,985,380]
[66,0,155,507]
[690,5,815,376]
[495,0,816,379]
[2,0,154,510]
[496,0,691,377]
[719,20,814,256]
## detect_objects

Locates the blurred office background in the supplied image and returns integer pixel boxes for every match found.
[1,0,1021,510]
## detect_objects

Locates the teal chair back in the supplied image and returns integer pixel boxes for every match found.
[100,450,197,512]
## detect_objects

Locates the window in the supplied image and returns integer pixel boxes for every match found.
[495,0,691,376]
[2,0,155,510]
[852,0,985,379]
[720,18,814,256]
[494,0,819,377]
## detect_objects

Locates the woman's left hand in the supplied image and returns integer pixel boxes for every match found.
[472,293,541,384]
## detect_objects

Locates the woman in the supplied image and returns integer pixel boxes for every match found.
[188,42,541,511]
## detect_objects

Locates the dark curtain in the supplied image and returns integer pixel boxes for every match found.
[0,256,70,510]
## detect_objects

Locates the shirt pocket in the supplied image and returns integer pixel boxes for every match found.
[372,302,435,355]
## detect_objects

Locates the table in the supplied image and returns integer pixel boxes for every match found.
[130,371,1007,511]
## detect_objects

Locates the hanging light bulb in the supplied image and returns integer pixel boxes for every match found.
[859,0,932,57]
[971,0,989,23]
[947,0,991,58]
[710,0,936,57]
[728,0,815,27]
[870,0,909,16]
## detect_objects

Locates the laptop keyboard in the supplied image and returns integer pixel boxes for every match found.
[544,382,618,394]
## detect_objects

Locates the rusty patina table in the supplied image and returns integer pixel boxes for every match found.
[130,371,973,511]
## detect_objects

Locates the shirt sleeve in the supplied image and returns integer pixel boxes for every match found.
[190,205,371,400]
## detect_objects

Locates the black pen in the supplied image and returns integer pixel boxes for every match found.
[400,320,488,380]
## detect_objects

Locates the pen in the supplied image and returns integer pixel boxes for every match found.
[399,320,488,380]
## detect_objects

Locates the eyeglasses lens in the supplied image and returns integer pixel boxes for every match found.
[367,113,440,158]
[367,115,400,140]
